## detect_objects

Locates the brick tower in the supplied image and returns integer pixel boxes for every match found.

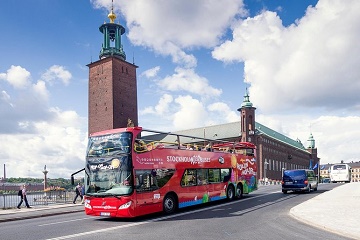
[237,89,256,143]
[87,4,138,135]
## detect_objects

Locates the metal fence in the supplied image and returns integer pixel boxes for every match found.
[0,191,78,209]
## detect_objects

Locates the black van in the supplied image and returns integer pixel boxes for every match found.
[282,169,318,194]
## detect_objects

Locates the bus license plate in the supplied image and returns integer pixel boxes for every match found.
[100,212,110,216]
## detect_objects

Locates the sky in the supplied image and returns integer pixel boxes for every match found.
[1,0,360,179]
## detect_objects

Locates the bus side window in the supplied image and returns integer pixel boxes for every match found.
[181,169,196,187]
[197,169,208,185]
[135,170,159,192]
[208,169,220,183]
[244,148,254,156]
[221,168,231,182]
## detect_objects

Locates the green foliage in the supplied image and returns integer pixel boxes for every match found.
[4,177,76,191]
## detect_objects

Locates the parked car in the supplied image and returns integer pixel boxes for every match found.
[282,169,318,194]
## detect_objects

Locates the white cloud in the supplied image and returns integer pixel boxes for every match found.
[0,64,86,178]
[158,67,222,98]
[41,65,72,86]
[32,80,49,101]
[173,95,208,130]
[207,102,239,123]
[141,66,160,78]
[256,113,360,164]
[1,91,13,107]
[1,108,87,178]
[139,93,173,116]
[0,65,31,89]
[92,0,247,67]
[212,0,360,113]
[155,94,173,115]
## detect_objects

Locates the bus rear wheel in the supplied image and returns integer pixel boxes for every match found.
[163,193,177,214]
[236,183,243,199]
[226,185,235,200]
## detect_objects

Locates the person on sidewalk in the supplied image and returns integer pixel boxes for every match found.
[73,183,83,204]
[81,184,85,204]
[17,185,31,209]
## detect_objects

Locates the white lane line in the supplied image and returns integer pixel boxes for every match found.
[231,195,296,215]
[46,222,149,240]
[46,191,279,240]
[38,217,91,227]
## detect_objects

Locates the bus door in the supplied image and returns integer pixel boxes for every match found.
[134,170,162,215]
[208,168,225,200]
[196,169,212,202]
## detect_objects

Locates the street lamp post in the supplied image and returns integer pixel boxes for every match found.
[42,165,48,191]
[264,161,269,185]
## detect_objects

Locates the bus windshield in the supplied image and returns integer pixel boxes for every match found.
[332,164,346,170]
[87,132,131,157]
[86,132,133,196]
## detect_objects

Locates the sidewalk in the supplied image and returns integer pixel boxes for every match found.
[290,182,360,240]
[0,203,84,222]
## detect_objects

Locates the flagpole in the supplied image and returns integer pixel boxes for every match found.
[317,161,320,183]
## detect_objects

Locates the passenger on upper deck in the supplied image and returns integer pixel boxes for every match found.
[134,139,147,152]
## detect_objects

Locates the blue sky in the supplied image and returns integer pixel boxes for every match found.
[1,0,359,178]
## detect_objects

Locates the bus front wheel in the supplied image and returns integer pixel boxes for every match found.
[226,185,235,200]
[163,193,177,214]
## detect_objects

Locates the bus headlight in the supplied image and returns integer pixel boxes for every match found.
[84,199,92,209]
[119,201,131,209]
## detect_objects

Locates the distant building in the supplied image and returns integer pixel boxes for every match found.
[319,164,332,180]
[350,162,360,182]
[168,91,319,182]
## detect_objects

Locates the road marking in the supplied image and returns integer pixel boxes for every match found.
[231,195,297,215]
[38,217,90,226]
[46,191,280,240]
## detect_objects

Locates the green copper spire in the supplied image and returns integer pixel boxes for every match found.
[307,133,315,148]
[99,1,126,60]
[241,88,253,108]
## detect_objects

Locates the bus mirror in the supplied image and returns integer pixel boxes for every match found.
[71,176,74,185]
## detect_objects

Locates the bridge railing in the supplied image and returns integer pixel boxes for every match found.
[0,191,78,209]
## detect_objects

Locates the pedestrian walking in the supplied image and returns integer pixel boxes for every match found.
[17,184,31,209]
[81,184,85,204]
[73,183,83,204]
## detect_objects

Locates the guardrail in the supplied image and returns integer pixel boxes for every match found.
[0,191,78,209]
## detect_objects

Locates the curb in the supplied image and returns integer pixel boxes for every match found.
[0,208,84,223]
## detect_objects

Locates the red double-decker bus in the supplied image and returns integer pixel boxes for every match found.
[83,126,257,218]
